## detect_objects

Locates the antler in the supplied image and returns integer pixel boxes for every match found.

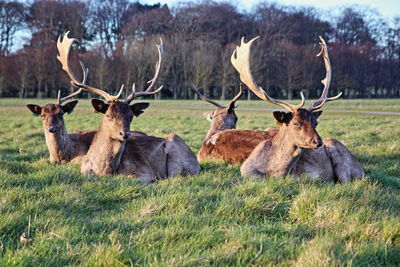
[124,38,164,104]
[227,83,244,111]
[191,84,223,108]
[57,31,123,102]
[231,36,305,113]
[57,62,88,104]
[308,36,342,111]
[230,83,244,104]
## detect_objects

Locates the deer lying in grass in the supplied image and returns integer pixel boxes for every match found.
[192,84,276,163]
[26,64,97,164]
[231,36,364,182]
[26,63,146,164]
[57,32,200,182]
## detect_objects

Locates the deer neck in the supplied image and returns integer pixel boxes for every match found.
[43,121,73,163]
[83,122,126,176]
[267,128,302,177]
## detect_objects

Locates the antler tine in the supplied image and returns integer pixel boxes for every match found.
[124,39,164,104]
[309,36,342,111]
[144,38,163,93]
[231,36,304,112]
[124,83,135,104]
[227,83,245,112]
[230,83,244,104]
[57,31,121,102]
[191,84,224,108]
[132,85,163,98]
[124,83,163,104]
[57,90,61,104]
[58,61,88,104]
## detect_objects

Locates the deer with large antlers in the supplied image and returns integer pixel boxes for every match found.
[26,63,146,164]
[57,32,200,181]
[228,36,364,182]
[192,84,276,163]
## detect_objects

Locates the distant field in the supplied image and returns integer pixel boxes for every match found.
[0,98,399,266]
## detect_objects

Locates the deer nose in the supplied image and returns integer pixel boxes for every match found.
[120,131,131,140]
[48,126,58,133]
[312,137,323,148]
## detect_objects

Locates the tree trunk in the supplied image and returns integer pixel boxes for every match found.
[37,80,42,98]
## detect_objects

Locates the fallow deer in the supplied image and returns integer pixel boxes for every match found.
[26,63,146,164]
[26,65,97,164]
[192,84,276,163]
[231,36,364,182]
[57,32,200,182]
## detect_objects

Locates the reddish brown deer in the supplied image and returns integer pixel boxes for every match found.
[192,84,276,163]
[57,32,200,182]
[231,36,364,182]
[26,65,97,164]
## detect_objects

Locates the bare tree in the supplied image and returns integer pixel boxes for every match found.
[0,0,25,54]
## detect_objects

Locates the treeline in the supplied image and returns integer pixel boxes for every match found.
[1,0,400,100]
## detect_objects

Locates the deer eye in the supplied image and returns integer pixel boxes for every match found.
[293,122,301,128]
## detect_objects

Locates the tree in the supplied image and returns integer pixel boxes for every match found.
[0,0,25,55]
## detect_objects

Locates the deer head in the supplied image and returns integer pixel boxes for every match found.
[57,32,163,141]
[191,84,243,131]
[231,36,341,149]
[26,63,87,133]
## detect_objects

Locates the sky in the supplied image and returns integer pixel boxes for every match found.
[144,0,400,18]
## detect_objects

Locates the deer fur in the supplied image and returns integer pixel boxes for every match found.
[227,35,364,182]
[81,100,200,183]
[192,84,275,163]
[26,101,146,164]
[241,110,365,182]
[198,103,363,182]
[57,32,199,182]
[26,101,96,164]
[198,107,276,163]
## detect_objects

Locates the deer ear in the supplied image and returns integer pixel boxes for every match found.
[61,100,78,114]
[91,99,109,114]
[312,110,323,119]
[26,104,42,115]
[273,111,292,125]
[131,102,150,117]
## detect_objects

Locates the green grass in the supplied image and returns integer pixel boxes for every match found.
[0,98,399,266]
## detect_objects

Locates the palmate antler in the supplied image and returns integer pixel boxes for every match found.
[231,36,305,113]
[231,36,341,113]
[57,32,163,103]
[191,84,244,110]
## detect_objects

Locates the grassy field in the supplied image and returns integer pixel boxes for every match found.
[0,98,399,266]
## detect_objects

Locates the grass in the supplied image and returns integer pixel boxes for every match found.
[0,98,399,266]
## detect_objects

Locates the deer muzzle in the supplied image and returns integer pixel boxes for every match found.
[311,136,323,148]
[120,131,131,140]
[48,126,59,133]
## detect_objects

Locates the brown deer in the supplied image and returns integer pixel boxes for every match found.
[26,64,97,164]
[191,84,276,163]
[26,63,146,164]
[231,36,364,182]
[57,32,200,182]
